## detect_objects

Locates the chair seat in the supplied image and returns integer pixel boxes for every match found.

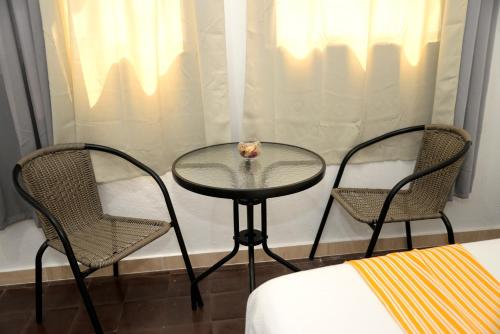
[48,214,170,269]
[332,188,442,224]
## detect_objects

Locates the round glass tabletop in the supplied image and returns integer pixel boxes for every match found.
[172,142,326,199]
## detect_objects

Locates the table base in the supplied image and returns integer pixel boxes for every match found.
[190,199,300,310]
[238,229,264,246]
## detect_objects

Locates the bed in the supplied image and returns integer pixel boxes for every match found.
[245,238,500,334]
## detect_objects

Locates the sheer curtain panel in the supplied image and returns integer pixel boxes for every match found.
[243,0,468,164]
[40,0,230,181]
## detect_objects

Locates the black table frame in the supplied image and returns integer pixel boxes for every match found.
[172,142,326,310]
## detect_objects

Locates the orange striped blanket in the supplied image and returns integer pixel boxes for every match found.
[349,244,500,333]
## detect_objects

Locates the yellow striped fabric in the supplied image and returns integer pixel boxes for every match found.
[349,244,500,334]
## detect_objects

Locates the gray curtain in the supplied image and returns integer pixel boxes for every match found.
[0,0,52,229]
[454,0,498,198]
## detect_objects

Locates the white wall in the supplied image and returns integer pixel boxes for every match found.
[1,1,499,272]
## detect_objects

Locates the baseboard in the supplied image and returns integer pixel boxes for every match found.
[1,228,499,286]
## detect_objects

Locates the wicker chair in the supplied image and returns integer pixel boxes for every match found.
[12,143,203,334]
[309,124,471,259]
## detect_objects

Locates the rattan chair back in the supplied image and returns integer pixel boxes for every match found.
[409,125,471,213]
[17,144,102,241]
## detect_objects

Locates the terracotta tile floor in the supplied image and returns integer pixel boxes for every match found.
[0,255,363,334]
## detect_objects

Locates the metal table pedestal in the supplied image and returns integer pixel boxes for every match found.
[189,199,299,308]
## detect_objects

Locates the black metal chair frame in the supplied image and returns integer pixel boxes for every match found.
[308,125,472,259]
[12,144,203,334]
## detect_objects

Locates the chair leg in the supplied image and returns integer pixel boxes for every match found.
[405,221,412,250]
[113,262,119,277]
[309,195,334,259]
[440,211,455,244]
[365,220,385,258]
[35,241,48,323]
[171,220,203,310]
[67,259,103,333]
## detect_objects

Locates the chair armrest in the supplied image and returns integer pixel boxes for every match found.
[334,125,425,188]
[84,144,179,223]
[375,140,472,224]
[12,164,78,260]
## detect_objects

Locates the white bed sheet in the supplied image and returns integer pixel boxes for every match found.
[245,239,500,334]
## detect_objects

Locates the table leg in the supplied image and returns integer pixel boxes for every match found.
[191,198,299,297]
[190,200,241,308]
[247,203,256,291]
[261,200,300,272]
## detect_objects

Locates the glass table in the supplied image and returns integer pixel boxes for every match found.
[172,142,325,303]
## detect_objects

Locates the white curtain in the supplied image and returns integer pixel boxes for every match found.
[244,0,468,164]
[40,0,230,181]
